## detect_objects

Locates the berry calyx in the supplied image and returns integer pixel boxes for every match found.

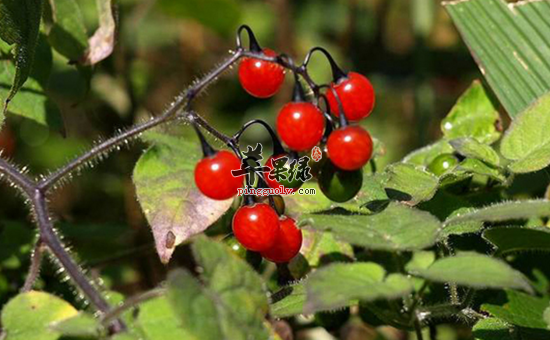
[327,126,373,171]
[318,161,363,202]
[194,150,243,200]
[276,103,325,152]
[326,72,375,121]
[232,203,280,252]
[238,48,285,98]
[260,216,302,263]
[264,154,303,192]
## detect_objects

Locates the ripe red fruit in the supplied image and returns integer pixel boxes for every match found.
[276,102,325,151]
[232,203,280,252]
[327,126,373,171]
[238,48,285,98]
[261,216,302,263]
[326,72,375,121]
[194,150,243,200]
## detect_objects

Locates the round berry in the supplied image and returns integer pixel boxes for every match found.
[327,126,373,171]
[264,155,303,192]
[428,153,459,176]
[238,48,285,98]
[194,150,243,200]
[232,203,280,252]
[318,161,363,202]
[326,72,375,121]
[276,102,325,152]
[260,216,302,263]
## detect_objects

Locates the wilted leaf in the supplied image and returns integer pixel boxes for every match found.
[440,80,500,144]
[482,290,549,329]
[133,133,233,263]
[411,252,532,292]
[305,262,413,313]
[301,203,441,251]
[1,291,78,340]
[0,0,43,113]
[81,0,115,65]
[483,226,550,255]
[445,0,550,119]
[501,93,550,173]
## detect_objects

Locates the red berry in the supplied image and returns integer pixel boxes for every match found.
[233,203,280,252]
[326,72,375,121]
[238,48,285,98]
[276,102,325,151]
[327,126,373,171]
[194,150,243,200]
[261,216,302,263]
[264,155,302,192]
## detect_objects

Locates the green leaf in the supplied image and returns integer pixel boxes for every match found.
[450,138,500,166]
[301,202,441,251]
[457,158,505,182]
[305,262,413,313]
[136,296,192,340]
[472,318,515,340]
[49,312,102,338]
[444,200,550,226]
[483,226,550,254]
[0,35,62,128]
[157,0,241,37]
[501,93,550,173]
[299,229,354,267]
[440,80,500,143]
[46,0,88,61]
[133,132,233,263]
[271,282,307,318]
[405,251,435,272]
[166,236,269,340]
[0,0,43,113]
[284,181,333,214]
[402,140,453,166]
[482,290,549,329]
[445,0,550,119]
[384,163,439,205]
[411,252,532,292]
[1,291,79,340]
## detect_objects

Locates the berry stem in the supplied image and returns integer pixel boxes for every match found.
[328,86,349,128]
[303,47,348,83]
[192,122,216,157]
[236,24,262,53]
[233,119,286,156]
[292,73,307,102]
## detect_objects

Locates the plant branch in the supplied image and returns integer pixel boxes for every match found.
[0,158,36,196]
[21,238,45,292]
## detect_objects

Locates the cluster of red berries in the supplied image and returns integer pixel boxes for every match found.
[192,26,376,264]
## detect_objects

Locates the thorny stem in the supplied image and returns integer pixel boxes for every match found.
[0,26,341,334]
[21,238,45,292]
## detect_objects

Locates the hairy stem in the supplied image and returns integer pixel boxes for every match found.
[21,238,45,292]
[0,158,36,196]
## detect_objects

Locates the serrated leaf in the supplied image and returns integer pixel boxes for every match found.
[402,140,454,166]
[444,200,550,226]
[136,297,191,340]
[501,93,550,173]
[445,0,550,119]
[0,0,43,114]
[411,252,532,292]
[47,0,88,61]
[482,290,549,329]
[472,318,515,340]
[1,291,78,340]
[384,163,439,205]
[450,138,500,166]
[166,236,269,340]
[270,283,307,318]
[301,202,441,251]
[305,262,413,313]
[440,80,500,143]
[133,133,233,264]
[49,312,102,338]
[483,226,550,255]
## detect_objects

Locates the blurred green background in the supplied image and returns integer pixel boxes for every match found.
[0,0,481,315]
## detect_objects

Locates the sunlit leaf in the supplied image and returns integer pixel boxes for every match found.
[482,290,549,329]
